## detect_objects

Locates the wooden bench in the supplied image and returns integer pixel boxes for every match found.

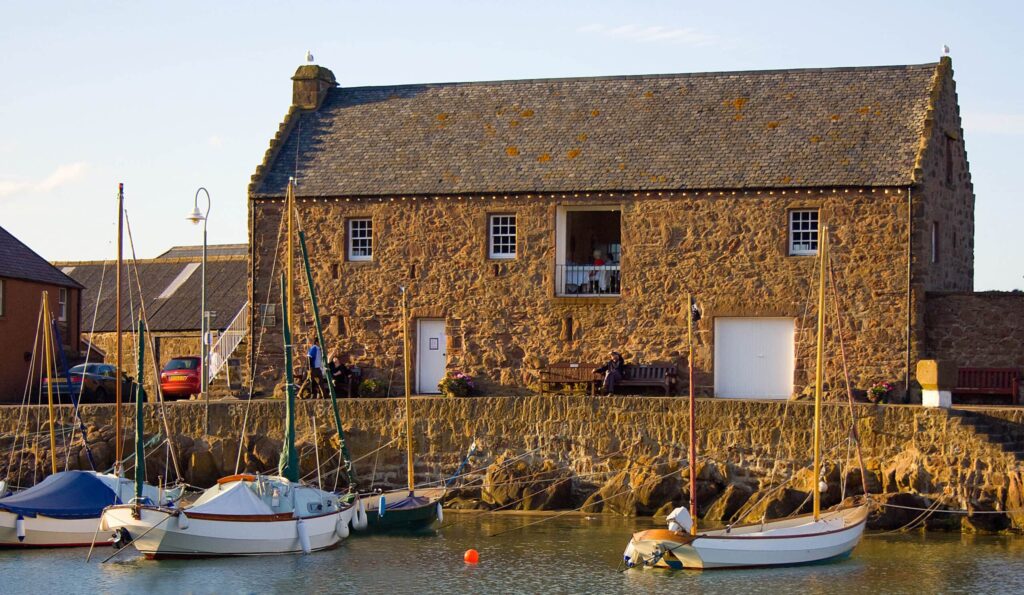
[953,368,1020,405]
[619,363,679,396]
[539,363,600,396]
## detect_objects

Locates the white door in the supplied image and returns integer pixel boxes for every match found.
[714,317,795,399]
[416,319,447,394]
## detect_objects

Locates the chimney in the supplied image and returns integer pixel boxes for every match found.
[292,65,337,110]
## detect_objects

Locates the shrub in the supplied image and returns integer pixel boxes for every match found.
[358,378,387,397]
[438,371,475,397]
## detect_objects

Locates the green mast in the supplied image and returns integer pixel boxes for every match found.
[134,318,146,507]
[297,229,357,491]
[278,275,300,482]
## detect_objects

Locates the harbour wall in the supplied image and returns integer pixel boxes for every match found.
[1,396,1022,533]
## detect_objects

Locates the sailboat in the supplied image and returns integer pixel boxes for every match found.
[622,227,869,570]
[0,184,181,547]
[352,289,444,532]
[100,179,354,557]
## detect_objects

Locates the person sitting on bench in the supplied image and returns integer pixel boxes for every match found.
[329,354,352,396]
[595,351,625,396]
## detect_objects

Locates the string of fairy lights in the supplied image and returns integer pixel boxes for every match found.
[257,186,907,204]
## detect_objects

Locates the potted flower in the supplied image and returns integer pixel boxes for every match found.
[438,371,475,397]
[867,381,893,404]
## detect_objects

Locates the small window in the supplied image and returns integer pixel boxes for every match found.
[931,221,940,263]
[348,219,373,261]
[489,214,517,259]
[788,210,819,255]
[58,288,68,321]
[259,303,278,327]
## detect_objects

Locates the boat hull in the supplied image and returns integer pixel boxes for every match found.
[0,510,102,547]
[103,505,354,558]
[625,505,868,570]
[355,489,443,533]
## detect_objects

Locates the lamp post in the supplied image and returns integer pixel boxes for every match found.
[187,188,211,434]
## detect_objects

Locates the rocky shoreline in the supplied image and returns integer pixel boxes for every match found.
[1,396,1022,534]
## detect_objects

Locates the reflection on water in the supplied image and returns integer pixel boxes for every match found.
[1,513,1022,594]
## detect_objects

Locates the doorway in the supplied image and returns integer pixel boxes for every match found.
[416,319,447,394]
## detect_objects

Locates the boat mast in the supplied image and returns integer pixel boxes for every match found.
[812,226,829,521]
[134,318,146,515]
[41,292,58,474]
[279,274,299,482]
[687,293,697,535]
[286,178,294,340]
[115,183,124,476]
[401,287,414,495]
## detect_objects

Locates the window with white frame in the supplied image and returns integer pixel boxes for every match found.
[58,288,68,321]
[788,210,819,255]
[348,219,373,261]
[488,214,517,259]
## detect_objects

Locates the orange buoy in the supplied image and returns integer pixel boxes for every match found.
[464,549,479,564]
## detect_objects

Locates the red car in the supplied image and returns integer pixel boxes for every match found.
[159,356,202,400]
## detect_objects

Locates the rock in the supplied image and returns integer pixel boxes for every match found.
[188,442,218,487]
[868,493,931,530]
[885,449,932,494]
[210,437,241,476]
[481,454,573,511]
[703,482,754,522]
[251,436,281,471]
[742,487,809,521]
[963,495,1011,534]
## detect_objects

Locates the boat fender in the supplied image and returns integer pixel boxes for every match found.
[666,506,692,533]
[177,512,190,530]
[378,495,387,519]
[352,499,368,531]
[272,488,281,508]
[297,519,311,554]
[100,513,110,532]
[15,515,25,542]
[436,502,443,524]
[336,516,350,539]
[0,480,7,496]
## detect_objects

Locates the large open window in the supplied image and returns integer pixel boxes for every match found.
[555,206,621,296]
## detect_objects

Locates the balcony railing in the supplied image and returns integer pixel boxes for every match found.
[555,264,621,296]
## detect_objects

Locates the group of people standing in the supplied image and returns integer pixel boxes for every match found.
[305,338,356,398]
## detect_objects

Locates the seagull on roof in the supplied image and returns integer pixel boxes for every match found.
[942,44,950,56]
[306,50,315,63]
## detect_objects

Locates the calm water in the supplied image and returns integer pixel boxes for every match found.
[2,513,1022,594]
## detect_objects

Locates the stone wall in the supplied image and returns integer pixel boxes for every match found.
[83,331,202,390]
[249,190,914,398]
[3,396,1021,532]
[925,292,1024,402]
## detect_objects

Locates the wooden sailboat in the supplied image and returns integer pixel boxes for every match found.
[0,184,179,547]
[353,287,443,533]
[101,179,354,557]
[622,227,869,570]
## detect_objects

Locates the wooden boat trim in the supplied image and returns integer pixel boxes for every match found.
[216,474,258,484]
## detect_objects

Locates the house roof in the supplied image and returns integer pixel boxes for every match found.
[0,225,82,289]
[55,251,247,333]
[251,61,943,198]
[157,244,248,259]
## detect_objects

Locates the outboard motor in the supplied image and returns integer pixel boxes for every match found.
[666,506,693,533]
[112,527,133,549]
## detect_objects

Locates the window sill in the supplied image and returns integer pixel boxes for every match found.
[552,295,621,305]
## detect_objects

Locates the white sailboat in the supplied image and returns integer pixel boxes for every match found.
[623,226,869,570]
[101,179,354,558]
[0,185,182,548]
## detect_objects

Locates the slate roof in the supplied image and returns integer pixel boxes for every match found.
[157,244,248,259]
[252,62,941,198]
[56,253,247,333]
[0,225,82,288]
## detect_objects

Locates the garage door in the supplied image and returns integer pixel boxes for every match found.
[714,317,795,399]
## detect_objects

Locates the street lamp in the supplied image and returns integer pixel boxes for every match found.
[187,187,211,434]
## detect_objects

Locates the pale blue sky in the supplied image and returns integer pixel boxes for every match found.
[1,0,1020,289]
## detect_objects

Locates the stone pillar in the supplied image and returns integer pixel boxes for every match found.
[917,359,954,408]
[292,65,337,110]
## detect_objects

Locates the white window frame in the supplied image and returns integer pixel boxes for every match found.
[58,287,68,321]
[788,210,819,256]
[347,218,373,262]
[554,205,622,297]
[488,214,517,259]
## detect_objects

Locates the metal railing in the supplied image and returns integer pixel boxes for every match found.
[208,302,249,383]
[555,264,621,296]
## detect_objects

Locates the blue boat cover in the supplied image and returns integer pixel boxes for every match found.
[0,471,120,519]
[385,496,431,511]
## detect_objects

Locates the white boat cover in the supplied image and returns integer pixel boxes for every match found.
[187,482,274,516]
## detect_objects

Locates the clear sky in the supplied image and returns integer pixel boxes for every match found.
[1,0,1020,289]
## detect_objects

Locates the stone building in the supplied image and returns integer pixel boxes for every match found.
[0,225,82,402]
[246,57,1012,400]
